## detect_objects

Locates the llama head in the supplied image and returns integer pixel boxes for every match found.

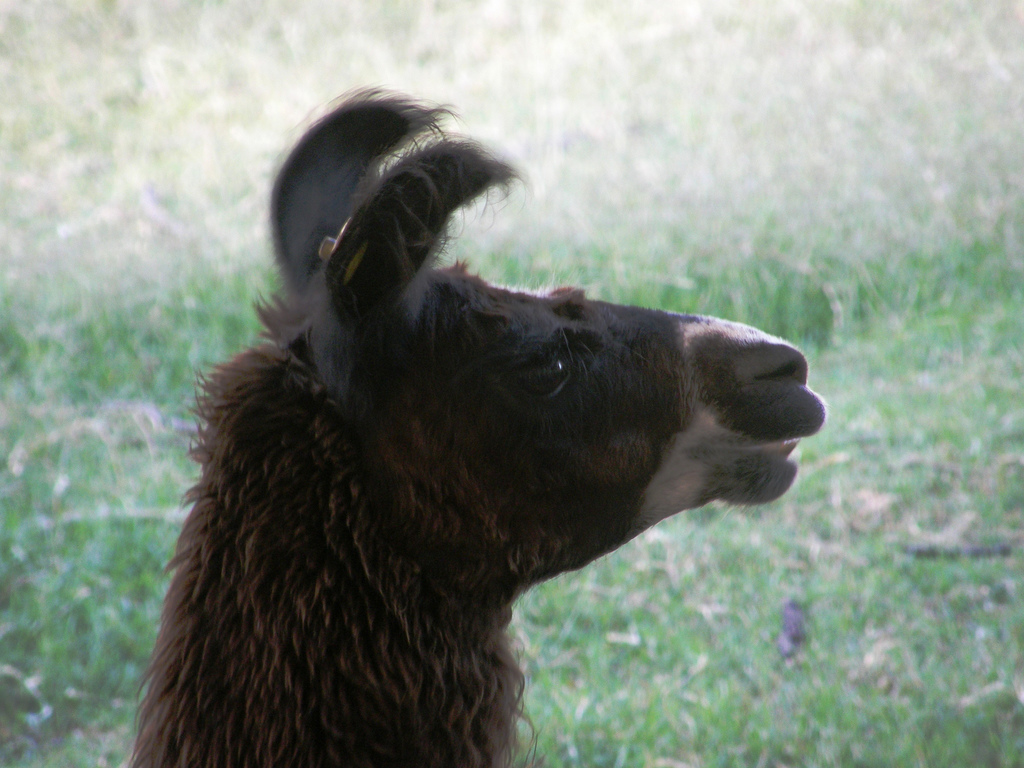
[269,91,826,597]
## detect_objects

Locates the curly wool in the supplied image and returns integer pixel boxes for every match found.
[132,337,525,768]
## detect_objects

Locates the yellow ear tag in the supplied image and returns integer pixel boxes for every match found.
[318,236,337,261]
[342,242,368,285]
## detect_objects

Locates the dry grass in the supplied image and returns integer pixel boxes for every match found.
[3,0,1023,292]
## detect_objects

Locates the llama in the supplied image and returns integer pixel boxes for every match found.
[132,90,825,768]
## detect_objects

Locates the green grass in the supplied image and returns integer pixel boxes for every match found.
[2,0,1023,766]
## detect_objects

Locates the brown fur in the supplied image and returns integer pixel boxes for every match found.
[133,328,525,768]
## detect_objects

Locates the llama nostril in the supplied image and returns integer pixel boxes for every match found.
[739,342,809,386]
[757,352,808,384]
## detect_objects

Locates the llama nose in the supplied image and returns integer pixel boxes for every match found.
[681,319,826,442]
[725,339,824,440]
[735,341,809,387]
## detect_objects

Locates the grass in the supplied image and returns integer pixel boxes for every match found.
[2,0,1023,765]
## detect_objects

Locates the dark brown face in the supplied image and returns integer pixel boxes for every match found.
[345,269,825,584]
[269,91,826,591]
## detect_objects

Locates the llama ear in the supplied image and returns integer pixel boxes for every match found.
[270,91,444,295]
[323,141,516,317]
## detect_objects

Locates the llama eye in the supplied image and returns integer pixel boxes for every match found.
[516,357,571,398]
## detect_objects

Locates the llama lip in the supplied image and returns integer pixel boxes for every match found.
[760,438,800,456]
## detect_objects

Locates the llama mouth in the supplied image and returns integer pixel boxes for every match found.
[758,438,801,457]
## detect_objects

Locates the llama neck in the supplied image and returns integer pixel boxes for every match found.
[325,449,525,767]
[133,345,524,768]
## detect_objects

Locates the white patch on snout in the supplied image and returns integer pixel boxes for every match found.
[680,316,790,349]
[631,314,815,536]
[636,410,727,531]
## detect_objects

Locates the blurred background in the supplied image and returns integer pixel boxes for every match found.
[1,1,1022,765]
